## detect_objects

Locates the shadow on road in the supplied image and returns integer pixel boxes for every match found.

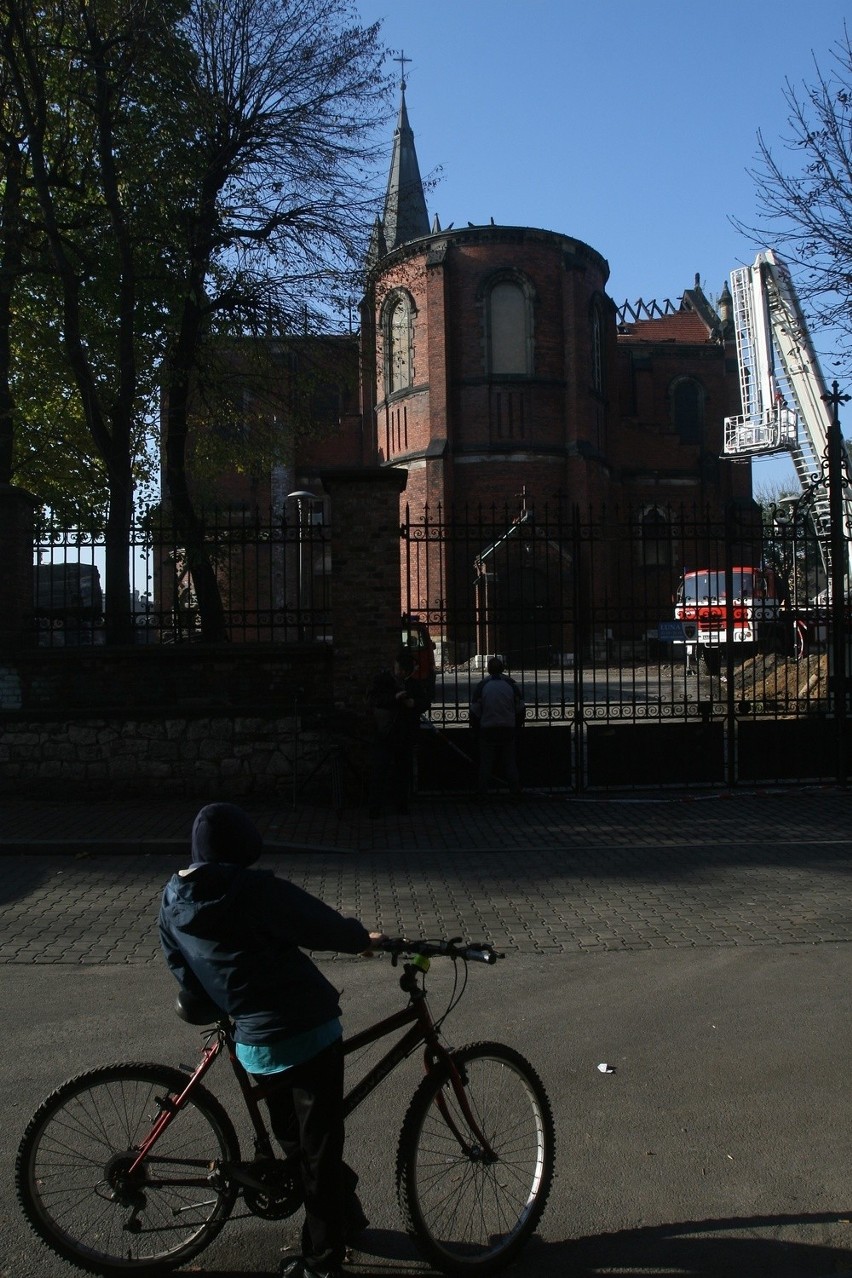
[183,1213,852,1277]
[348,1216,852,1277]
[563,1210,852,1277]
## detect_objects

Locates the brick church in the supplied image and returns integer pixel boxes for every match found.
[188,76,755,660]
[210,76,750,518]
[354,80,749,525]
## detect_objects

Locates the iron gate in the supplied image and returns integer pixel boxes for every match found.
[402,501,851,793]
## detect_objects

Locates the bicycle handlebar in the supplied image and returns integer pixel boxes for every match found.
[378,936,502,965]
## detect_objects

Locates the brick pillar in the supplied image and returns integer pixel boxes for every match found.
[0,484,36,649]
[321,467,408,717]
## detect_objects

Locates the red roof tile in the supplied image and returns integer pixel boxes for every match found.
[617,311,713,344]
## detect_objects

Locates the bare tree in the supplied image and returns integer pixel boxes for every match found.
[1,0,388,641]
[161,0,388,640]
[736,24,852,377]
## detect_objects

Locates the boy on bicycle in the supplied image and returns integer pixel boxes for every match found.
[159,802,385,1278]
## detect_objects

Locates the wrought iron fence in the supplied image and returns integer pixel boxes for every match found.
[33,506,331,646]
[31,497,852,787]
[402,500,851,789]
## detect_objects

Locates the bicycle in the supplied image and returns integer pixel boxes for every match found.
[16,938,555,1277]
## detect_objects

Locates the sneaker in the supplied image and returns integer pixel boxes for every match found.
[279,1259,342,1278]
[279,1260,305,1278]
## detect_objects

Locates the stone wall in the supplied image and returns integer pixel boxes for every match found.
[0,469,408,799]
[0,645,334,798]
[321,467,409,718]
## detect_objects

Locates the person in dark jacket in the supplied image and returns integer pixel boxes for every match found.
[366,651,427,816]
[470,657,525,796]
[159,803,385,1278]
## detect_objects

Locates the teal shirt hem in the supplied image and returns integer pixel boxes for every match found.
[235,1017,342,1075]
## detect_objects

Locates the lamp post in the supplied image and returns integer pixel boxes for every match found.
[287,490,317,640]
[825,383,850,784]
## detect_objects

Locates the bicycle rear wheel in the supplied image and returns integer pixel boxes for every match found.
[396,1041,555,1275]
[16,1062,240,1275]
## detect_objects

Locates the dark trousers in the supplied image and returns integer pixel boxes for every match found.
[256,1039,356,1270]
[477,726,520,792]
[368,732,414,813]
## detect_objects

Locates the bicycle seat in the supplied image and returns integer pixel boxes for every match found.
[174,988,225,1025]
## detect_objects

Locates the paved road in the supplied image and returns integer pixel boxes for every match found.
[3,789,852,1277]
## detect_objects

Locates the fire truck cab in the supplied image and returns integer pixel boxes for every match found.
[674,565,791,673]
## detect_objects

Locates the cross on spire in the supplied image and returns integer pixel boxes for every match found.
[394,50,411,91]
[377,49,429,254]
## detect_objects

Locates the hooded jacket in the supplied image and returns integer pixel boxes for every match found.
[159,813,370,1046]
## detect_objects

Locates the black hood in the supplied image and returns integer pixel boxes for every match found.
[190,803,262,867]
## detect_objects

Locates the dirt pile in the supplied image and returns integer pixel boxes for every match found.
[732,651,828,708]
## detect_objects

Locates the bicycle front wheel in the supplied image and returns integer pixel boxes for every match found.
[16,1062,240,1275]
[396,1041,555,1275]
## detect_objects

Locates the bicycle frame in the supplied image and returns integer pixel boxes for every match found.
[128,961,495,1190]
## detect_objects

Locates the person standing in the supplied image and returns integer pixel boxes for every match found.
[159,802,386,1278]
[470,657,525,797]
[394,648,428,811]
[366,651,427,815]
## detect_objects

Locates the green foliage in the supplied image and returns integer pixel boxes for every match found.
[1,0,390,638]
[1,0,195,513]
[756,482,826,606]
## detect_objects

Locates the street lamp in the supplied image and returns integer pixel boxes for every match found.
[287,490,317,639]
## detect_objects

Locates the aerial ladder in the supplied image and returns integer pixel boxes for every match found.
[724,248,852,586]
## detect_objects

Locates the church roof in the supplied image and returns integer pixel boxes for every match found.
[380,82,430,253]
[617,279,723,345]
[617,310,714,344]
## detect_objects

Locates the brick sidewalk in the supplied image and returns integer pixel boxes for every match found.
[2,788,852,964]
[2,786,851,854]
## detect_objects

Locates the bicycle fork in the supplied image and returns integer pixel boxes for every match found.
[426,1048,498,1163]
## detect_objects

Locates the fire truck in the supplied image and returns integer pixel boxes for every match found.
[674,564,794,674]
[723,249,852,579]
[674,249,851,669]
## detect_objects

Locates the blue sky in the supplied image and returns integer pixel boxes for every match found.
[354,0,852,494]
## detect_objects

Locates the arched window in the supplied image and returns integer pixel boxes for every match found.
[670,377,704,444]
[384,293,413,395]
[639,505,672,568]
[489,279,531,375]
[590,299,604,393]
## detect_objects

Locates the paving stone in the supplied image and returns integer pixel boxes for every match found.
[1,791,852,963]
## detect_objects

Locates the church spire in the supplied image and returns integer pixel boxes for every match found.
[381,54,430,253]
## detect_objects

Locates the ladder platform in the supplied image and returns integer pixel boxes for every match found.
[723,407,798,456]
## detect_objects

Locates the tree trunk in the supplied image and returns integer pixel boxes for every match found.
[164,368,228,643]
[103,469,133,646]
[0,133,24,485]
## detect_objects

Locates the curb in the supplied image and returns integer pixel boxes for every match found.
[0,839,355,858]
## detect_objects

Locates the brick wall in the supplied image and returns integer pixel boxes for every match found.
[0,485,37,647]
[321,466,408,719]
